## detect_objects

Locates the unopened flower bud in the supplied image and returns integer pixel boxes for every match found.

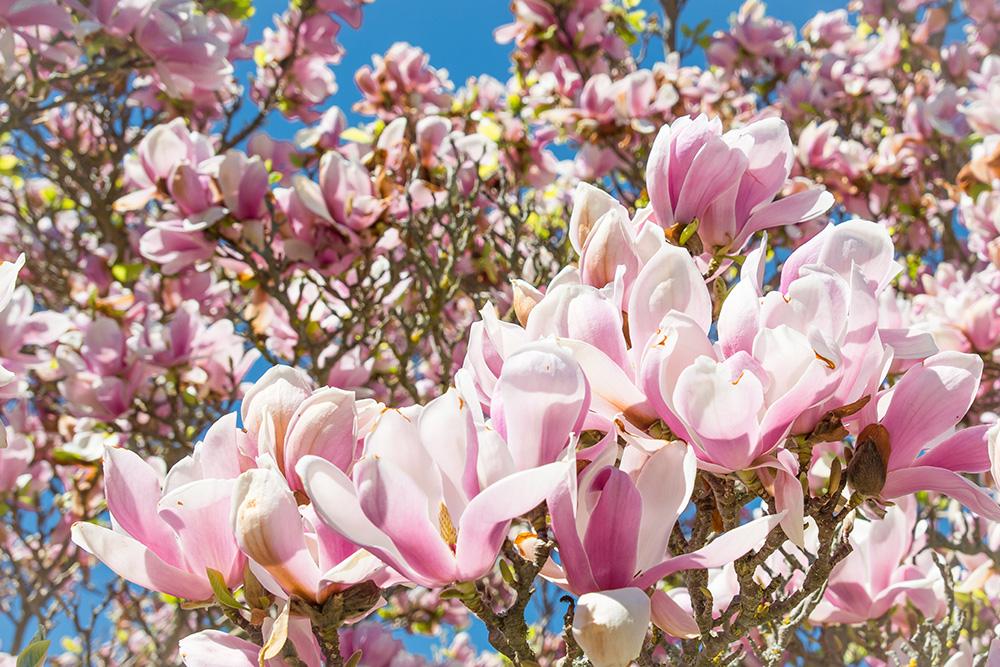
[846,423,890,498]
[572,588,650,667]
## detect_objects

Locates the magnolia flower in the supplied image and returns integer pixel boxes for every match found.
[138,222,218,275]
[646,114,833,252]
[290,151,384,232]
[0,427,32,490]
[239,365,369,491]
[547,438,784,599]
[71,445,244,600]
[218,150,269,221]
[812,499,940,624]
[179,617,321,667]
[116,119,216,212]
[0,253,26,392]
[849,351,1000,520]
[300,343,588,587]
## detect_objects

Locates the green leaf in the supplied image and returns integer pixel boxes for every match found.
[16,640,50,667]
[206,568,244,609]
[967,181,992,201]
[51,448,96,466]
[110,263,143,284]
[345,650,363,667]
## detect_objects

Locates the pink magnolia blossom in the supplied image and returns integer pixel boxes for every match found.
[218,150,270,221]
[133,1,235,98]
[239,365,372,491]
[546,438,783,599]
[299,342,588,587]
[855,351,1000,520]
[0,427,32,491]
[645,114,834,252]
[812,499,941,624]
[138,222,219,275]
[179,616,322,667]
[142,300,258,394]
[117,119,218,215]
[71,441,245,600]
[288,151,384,232]
[59,316,148,420]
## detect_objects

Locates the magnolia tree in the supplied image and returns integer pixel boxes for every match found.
[2,0,1000,664]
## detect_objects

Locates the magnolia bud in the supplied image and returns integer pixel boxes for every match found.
[231,469,317,601]
[846,423,890,498]
[572,588,650,667]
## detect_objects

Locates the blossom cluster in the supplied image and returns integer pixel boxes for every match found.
[1,0,1000,664]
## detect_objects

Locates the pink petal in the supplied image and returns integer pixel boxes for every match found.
[492,342,589,470]
[633,513,785,589]
[354,456,458,587]
[742,189,835,245]
[633,442,696,572]
[718,237,766,359]
[733,118,794,222]
[364,409,441,502]
[882,352,983,470]
[296,456,411,579]
[283,387,358,491]
[103,447,181,565]
[821,581,873,622]
[673,356,764,472]
[455,461,567,581]
[627,244,712,347]
[556,339,649,421]
[650,590,700,639]
[419,388,478,504]
[773,469,805,548]
[674,136,748,226]
[526,285,629,370]
[638,312,716,437]
[718,281,760,358]
[178,630,262,667]
[583,468,642,590]
[667,115,722,205]
[879,327,938,360]
[71,523,212,600]
[988,639,1000,667]
[231,469,323,601]
[159,479,244,587]
[569,182,628,254]
[547,465,599,594]
[646,124,674,227]
[240,366,313,471]
[882,467,1000,521]
[914,425,991,473]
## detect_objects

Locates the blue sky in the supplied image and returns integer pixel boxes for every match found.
[247,0,846,138]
